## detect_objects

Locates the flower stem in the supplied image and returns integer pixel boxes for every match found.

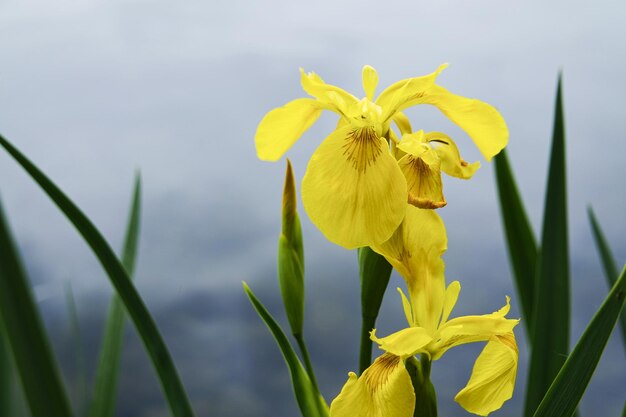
[294,333,321,396]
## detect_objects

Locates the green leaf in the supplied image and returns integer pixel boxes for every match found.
[494,149,538,336]
[533,265,626,417]
[0,134,195,417]
[88,174,142,417]
[0,199,74,417]
[525,75,571,417]
[358,247,393,374]
[0,327,14,417]
[243,282,328,417]
[588,207,626,351]
[65,283,88,415]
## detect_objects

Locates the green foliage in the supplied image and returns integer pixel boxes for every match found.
[0,134,195,417]
[243,282,328,417]
[88,175,142,417]
[0,327,14,417]
[357,247,393,374]
[533,266,626,417]
[278,160,305,337]
[525,75,571,417]
[494,149,538,336]
[588,207,626,351]
[0,199,74,417]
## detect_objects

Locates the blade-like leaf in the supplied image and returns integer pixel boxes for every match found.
[243,282,328,417]
[65,284,87,415]
[525,75,571,417]
[0,327,13,417]
[88,174,141,417]
[0,199,74,417]
[588,207,626,351]
[358,247,392,374]
[494,149,538,336]
[533,265,626,417]
[0,134,195,417]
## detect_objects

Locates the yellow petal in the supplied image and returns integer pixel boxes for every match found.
[362,65,379,101]
[371,327,433,358]
[440,280,461,325]
[371,207,447,333]
[425,132,480,179]
[300,68,357,116]
[392,112,413,136]
[302,126,407,249]
[432,297,519,360]
[330,354,415,417]
[376,64,448,122]
[420,85,508,161]
[255,98,323,161]
[397,287,414,326]
[455,333,518,416]
[398,152,446,209]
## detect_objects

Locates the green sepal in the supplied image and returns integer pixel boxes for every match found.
[358,246,393,374]
[533,265,626,417]
[243,282,328,417]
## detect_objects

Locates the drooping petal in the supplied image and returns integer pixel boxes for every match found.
[392,112,413,136]
[431,297,519,360]
[302,126,407,249]
[371,207,447,333]
[419,85,508,161]
[376,64,448,122]
[426,132,480,179]
[330,354,415,417]
[371,327,433,358]
[255,98,323,161]
[440,280,461,325]
[362,65,379,101]
[300,68,358,116]
[455,333,518,416]
[397,152,446,209]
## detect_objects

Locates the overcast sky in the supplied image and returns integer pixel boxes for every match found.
[1,0,625,416]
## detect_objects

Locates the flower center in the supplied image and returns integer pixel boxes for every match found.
[342,127,382,173]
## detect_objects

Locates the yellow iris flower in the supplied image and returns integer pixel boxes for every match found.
[255,65,508,249]
[329,207,519,416]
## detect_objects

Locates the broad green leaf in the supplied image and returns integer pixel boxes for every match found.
[525,76,571,417]
[0,327,13,417]
[533,265,626,417]
[0,134,195,417]
[357,247,392,374]
[243,282,328,417]
[88,174,141,417]
[0,199,74,417]
[65,284,87,415]
[494,149,538,336]
[588,207,626,351]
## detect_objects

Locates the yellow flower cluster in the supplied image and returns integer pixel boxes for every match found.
[255,65,518,416]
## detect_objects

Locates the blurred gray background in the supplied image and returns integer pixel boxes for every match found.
[0,0,625,415]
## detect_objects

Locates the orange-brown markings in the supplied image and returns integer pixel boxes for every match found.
[364,353,401,392]
[403,157,446,209]
[342,127,382,173]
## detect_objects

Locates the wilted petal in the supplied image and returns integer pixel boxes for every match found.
[255,98,323,161]
[455,333,518,416]
[426,132,480,179]
[302,126,407,249]
[330,354,415,417]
